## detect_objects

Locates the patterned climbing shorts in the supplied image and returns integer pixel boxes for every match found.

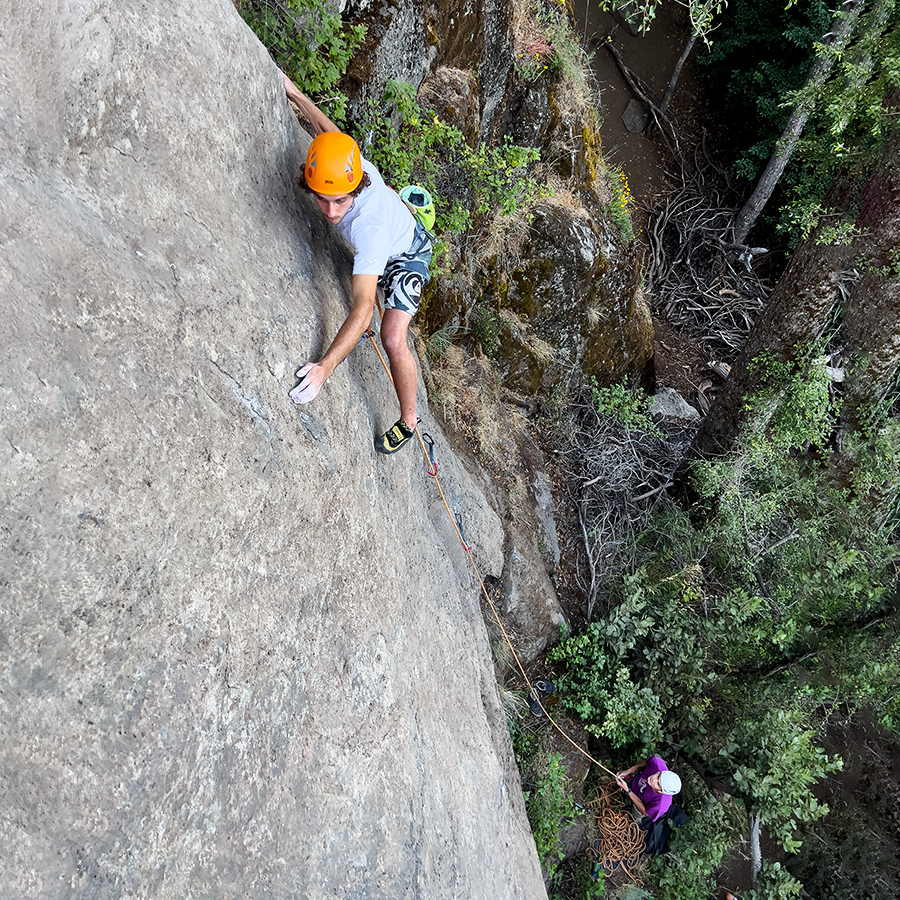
[380,216,433,316]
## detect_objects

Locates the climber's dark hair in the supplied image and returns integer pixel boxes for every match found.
[298,171,371,198]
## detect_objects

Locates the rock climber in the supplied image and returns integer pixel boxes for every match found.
[281,72,433,455]
[615,754,682,822]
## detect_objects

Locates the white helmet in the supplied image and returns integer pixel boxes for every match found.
[659,770,682,795]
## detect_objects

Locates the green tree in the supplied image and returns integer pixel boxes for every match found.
[730,0,878,243]
[551,358,898,894]
[238,0,366,125]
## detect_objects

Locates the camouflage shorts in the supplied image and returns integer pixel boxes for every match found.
[380,217,433,316]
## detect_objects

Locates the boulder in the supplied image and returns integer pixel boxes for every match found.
[419,66,481,147]
[650,387,701,422]
[622,98,649,134]
[344,0,511,141]
[0,3,546,898]
[494,200,653,393]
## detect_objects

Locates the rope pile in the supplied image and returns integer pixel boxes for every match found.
[586,780,646,876]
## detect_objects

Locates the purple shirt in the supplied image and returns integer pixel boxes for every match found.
[630,755,672,822]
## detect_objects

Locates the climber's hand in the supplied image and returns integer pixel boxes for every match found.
[289,363,326,404]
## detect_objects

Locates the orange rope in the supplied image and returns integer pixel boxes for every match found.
[363,321,617,778]
[586,781,645,880]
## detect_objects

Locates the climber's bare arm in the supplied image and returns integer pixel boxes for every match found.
[280,71,340,135]
[289,275,378,404]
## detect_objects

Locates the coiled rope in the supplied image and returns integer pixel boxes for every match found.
[586,780,646,877]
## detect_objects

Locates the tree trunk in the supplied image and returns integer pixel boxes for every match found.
[749,812,762,886]
[693,203,855,456]
[731,0,866,245]
[839,132,900,435]
[659,33,697,116]
[829,126,900,511]
[694,127,900,458]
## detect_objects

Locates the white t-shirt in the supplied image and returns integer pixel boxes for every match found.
[336,156,416,276]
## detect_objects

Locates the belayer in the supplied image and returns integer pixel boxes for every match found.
[282,72,433,455]
[615,755,682,822]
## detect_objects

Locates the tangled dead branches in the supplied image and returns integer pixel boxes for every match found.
[648,151,772,362]
[554,390,694,619]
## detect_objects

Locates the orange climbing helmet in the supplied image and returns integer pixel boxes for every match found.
[305,132,363,195]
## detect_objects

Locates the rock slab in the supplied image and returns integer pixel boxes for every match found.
[0,2,546,898]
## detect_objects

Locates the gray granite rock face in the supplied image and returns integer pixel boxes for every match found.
[0,2,546,898]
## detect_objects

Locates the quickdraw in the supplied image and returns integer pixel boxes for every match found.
[421,432,437,476]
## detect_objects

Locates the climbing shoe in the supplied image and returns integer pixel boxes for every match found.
[527,691,543,717]
[375,418,414,455]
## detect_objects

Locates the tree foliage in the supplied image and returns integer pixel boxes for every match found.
[238,0,366,125]
[698,0,900,243]
[698,0,833,181]
[349,80,542,234]
[549,351,899,894]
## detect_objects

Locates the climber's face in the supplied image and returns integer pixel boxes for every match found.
[313,191,354,225]
[648,773,663,793]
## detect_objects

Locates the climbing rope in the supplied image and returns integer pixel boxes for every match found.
[362,316,620,781]
[586,780,646,879]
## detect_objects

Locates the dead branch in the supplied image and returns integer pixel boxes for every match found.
[601,35,683,166]
[647,161,772,361]
[557,391,695,618]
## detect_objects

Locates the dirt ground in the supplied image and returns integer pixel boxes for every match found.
[572,0,707,213]
[571,0,715,398]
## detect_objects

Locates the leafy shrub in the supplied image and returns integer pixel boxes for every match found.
[590,376,660,436]
[467,139,541,216]
[552,342,898,895]
[524,751,578,876]
[744,349,835,450]
[831,632,900,731]
[745,861,803,900]
[546,603,663,751]
[679,349,898,643]
[711,708,842,853]
[351,79,541,234]
[548,564,717,747]
[238,0,366,125]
